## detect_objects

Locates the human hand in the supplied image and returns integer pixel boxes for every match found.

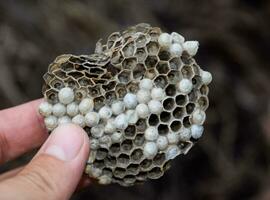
[0,99,90,200]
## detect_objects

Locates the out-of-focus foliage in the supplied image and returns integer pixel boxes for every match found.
[0,0,269,199]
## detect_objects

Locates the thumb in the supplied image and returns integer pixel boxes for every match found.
[0,124,90,200]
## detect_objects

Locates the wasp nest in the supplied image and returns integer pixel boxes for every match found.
[39,23,212,186]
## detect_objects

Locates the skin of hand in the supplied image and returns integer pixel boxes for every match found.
[0,99,90,200]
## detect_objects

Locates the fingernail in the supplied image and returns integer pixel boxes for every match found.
[44,124,85,161]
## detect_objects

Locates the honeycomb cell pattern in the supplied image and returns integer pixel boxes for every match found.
[39,23,212,186]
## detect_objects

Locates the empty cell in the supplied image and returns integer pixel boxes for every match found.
[78,77,93,87]
[88,85,101,97]
[167,70,181,84]
[136,119,147,131]
[74,89,87,101]
[117,154,130,166]
[175,94,187,106]
[122,58,137,69]
[181,53,193,65]
[109,143,121,155]
[50,78,65,90]
[122,42,135,57]
[154,75,168,88]
[158,51,171,61]
[147,41,159,55]
[188,90,198,102]
[148,114,159,126]
[160,111,171,122]
[106,63,121,76]
[145,68,157,80]
[104,156,117,167]
[133,64,146,79]
[134,134,145,146]
[181,65,194,79]
[153,153,166,166]
[131,149,144,162]
[96,148,108,160]
[61,62,74,72]
[127,164,140,175]
[183,116,191,128]
[135,48,147,62]
[140,159,152,170]
[170,121,182,132]
[192,75,202,88]
[105,91,117,104]
[124,125,136,138]
[156,61,170,74]
[169,57,182,70]
[123,175,136,185]
[46,89,58,103]
[145,56,158,69]
[102,168,113,177]
[147,167,163,179]
[173,107,185,119]
[163,98,175,110]
[93,160,105,169]
[186,103,195,114]
[127,82,139,93]
[93,96,105,110]
[158,124,169,135]
[114,167,126,178]
[135,35,147,48]
[115,84,127,98]
[118,70,131,83]
[121,140,133,152]
[200,85,209,95]
[198,96,209,110]
[136,172,148,181]
[165,84,176,96]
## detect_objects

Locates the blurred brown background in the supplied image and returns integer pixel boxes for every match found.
[0,0,270,199]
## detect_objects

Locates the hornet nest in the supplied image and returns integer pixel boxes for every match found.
[39,23,212,186]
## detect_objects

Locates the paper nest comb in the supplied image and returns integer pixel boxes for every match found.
[39,23,212,186]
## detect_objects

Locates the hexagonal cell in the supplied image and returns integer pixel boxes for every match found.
[117,154,130,167]
[96,148,108,160]
[135,48,147,62]
[122,58,137,70]
[78,77,93,87]
[200,85,209,96]
[88,85,102,97]
[147,167,163,179]
[165,84,176,96]
[103,168,113,177]
[173,107,185,119]
[106,63,121,76]
[154,75,168,88]
[135,34,148,48]
[192,75,202,89]
[49,78,65,90]
[113,167,127,179]
[74,88,88,102]
[163,97,175,111]
[178,141,193,154]
[181,54,193,65]
[162,161,171,171]
[183,116,191,128]
[109,143,121,155]
[115,84,128,99]
[170,121,182,132]
[153,153,166,166]
[186,103,195,114]
[136,119,147,132]
[118,70,131,83]
[158,124,169,135]
[123,175,136,185]
[122,42,135,57]
[45,89,58,103]
[140,159,152,171]
[158,50,171,61]
[136,171,148,181]
[156,61,170,74]
[133,134,145,146]
[167,70,181,84]
[197,96,209,110]
[160,111,171,123]
[93,160,105,170]
[111,51,123,65]
[102,81,117,91]
[148,114,160,126]
[131,149,144,162]
[93,96,105,110]
[181,65,194,79]
[105,91,117,105]
[169,57,182,70]
[104,156,117,168]
[127,164,140,175]
[146,41,159,55]
[53,70,68,80]
[60,62,75,72]
[175,94,188,106]
[145,56,158,69]
[133,63,146,79]
[127,81,139,93]
[145,68,158,79]
[121,140,133,153]
[124,125,136,139]
[89,68,105,76]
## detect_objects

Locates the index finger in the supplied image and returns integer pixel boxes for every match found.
[0,99,48,164]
